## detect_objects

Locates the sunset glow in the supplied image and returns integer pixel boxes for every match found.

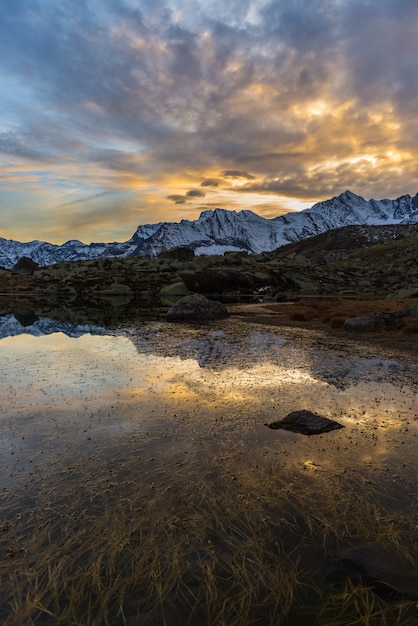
[1,0,417,244]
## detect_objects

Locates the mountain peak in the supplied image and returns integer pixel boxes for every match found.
[1,191,417,268]
[338,190,364,202]
[198,207,234,221]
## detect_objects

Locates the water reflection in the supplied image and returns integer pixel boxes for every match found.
[1,312,417,625]
[0,319,416,470]
[0,311,414,389]
[123,321,415,390]
[0,313,108,338]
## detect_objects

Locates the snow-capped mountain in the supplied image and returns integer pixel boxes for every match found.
[0,237,140,270]
[1,190,417,269]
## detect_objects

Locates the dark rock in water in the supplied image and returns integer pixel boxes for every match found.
[166,293,229,321]
[331,544,418,600]
[266,410,344,435]
[12,256,39,275]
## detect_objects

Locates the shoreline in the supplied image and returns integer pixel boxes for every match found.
[231,301,418,360]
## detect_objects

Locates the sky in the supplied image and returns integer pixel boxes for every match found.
[1,0,418,244]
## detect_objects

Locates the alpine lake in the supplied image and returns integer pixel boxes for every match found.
[0,296,417,626]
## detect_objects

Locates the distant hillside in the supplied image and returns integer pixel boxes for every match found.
[270,223,418,256]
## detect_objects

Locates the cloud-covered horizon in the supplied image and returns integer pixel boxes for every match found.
[1,0,417,243]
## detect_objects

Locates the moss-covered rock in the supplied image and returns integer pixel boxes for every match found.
[159,281,189,297]
[406,299,418,318]
[388,287,418,299]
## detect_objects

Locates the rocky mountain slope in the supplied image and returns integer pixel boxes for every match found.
[1,222,417,303]
[1,190,418,269]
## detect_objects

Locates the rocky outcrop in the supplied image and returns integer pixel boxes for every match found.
[266,410,344,435]
[12,256,39,275]
[166,294,229,321]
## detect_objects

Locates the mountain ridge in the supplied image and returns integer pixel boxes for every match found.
[1,190,417,269]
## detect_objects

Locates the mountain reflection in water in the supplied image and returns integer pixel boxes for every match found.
[0,312,108,339]
[0,308,417,625]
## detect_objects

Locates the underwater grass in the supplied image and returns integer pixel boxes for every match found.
[1,439,417,626]
[1,321,417,625]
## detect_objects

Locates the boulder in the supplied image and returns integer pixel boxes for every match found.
[388,287,418,299]
[266,410,344,435]
[158,247,195,262]
[159,281,190,306]
[406,299,418,318]
[331,544,418,600]
[343,312,403,331]
[222,251,250,266]
[254,271,272,285]
[343,315,384,332]
[166,293,229,321]
[99,282,132,296]
[12,256,39,275]
[180,268,253,293]
[159,281,189,297]
[380,310,404,328]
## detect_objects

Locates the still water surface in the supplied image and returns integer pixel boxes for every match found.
[1,318,416,482]
[0,314,417,624]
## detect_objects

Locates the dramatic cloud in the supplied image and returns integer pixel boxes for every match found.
[201,179,220,187]
[222,171,256,180]
[0,0,417,242]
[167,195,187,204]
[186,189,206,197]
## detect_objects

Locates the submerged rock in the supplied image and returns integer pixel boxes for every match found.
[166,293,229,321]
[331,544,418,600]
[266,410,344,435]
